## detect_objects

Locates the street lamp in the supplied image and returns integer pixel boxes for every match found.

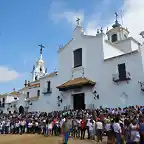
[140,31,144,38]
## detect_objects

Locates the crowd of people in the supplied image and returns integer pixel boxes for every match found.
[0,106,144,144]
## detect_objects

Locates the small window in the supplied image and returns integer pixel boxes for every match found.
[73,48,82,68]
[37,90,40,96]
[111,34,117,42]
[2,103,5,108]
[47,81,51,91]
[40,67,42,72]
[35,76,38,81]
[26,92,29,99]
[2,98,5,103]
[124,34,127,39]
[28,81,30,86]
[118,63,126,80]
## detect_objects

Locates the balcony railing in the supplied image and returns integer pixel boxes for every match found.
[112,72,131,83]
[42,88,52,95]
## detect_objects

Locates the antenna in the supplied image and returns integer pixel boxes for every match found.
[120,10,124,26]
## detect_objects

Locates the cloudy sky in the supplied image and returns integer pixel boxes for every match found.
[0,0,143,92]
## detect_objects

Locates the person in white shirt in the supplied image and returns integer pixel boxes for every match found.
[5,121,10,134]
[86,118,91,139]
[0,123,2,134]
[105,119,113,144]
[96,118,103,142]
[77,118,81,138]
[130,120,140,143]
[15,121,20,134]
[72,118,78,138]
[60,118,65,129]
[35,121,39,133]
[20,120,25,134]
[28,121,33,133]
[48,121,52,135]
[1,120,5,134]
[112,117,122,144]
[89,120,95,140]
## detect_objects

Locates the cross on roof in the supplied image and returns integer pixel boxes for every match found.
[115,12,118,21]
[76,18,80,25]
[38,44,45,54]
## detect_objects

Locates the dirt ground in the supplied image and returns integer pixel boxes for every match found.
[0,134,107,144]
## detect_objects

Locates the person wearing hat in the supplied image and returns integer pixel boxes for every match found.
[105,118,113,144]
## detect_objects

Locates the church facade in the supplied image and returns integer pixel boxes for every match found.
[1,17,144,113]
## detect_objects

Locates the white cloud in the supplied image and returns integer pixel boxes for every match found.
[0,66,22,82]
[86,0,144,42]
[50,0,144,42]
[122,0,144,42]
[56,11,84,26]
[49,1,84,27]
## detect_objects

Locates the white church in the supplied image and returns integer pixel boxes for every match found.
[1,15,144,114]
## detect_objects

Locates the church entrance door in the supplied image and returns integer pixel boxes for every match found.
[73,93,85,110]
[19,106,24,114]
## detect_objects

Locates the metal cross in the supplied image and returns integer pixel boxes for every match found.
[76,18,80,25]
[38,44,45,54]
[115,12,118,21]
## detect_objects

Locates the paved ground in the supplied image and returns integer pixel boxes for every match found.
[0,134,107,144]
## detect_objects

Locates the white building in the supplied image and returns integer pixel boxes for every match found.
[4,17,144,113]
[0,91,19,113]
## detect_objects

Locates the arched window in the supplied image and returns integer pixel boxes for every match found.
[73,48,82,68]
[37,90,40,96]
[40,67,42,72]
[124,34,127,39]
[35,76,38,80]
[111,34,117,42]
[26,92,29,99]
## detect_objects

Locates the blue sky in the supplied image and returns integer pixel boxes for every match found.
[0,0,125,92]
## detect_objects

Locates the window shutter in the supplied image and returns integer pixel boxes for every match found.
[37,90,40,96]
[118,63,126,80]
[47,81,51,91]
[74,48,82,68]
[111,34,117,42]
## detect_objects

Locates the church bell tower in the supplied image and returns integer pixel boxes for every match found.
[31,44,47,81]
[106,12,129,43]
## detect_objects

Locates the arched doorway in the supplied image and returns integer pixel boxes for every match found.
[19,106,24,114]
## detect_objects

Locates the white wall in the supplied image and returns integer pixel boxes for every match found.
[18,90,26,109]
[114,38,139,53]
[57,30,144,108]
[33,75,60,112]
[98,52,144,107]
[15,26,144,111]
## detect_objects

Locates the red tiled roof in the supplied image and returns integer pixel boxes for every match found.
[57,77,95,89]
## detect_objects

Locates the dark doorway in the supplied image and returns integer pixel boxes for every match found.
[73,93,85,110]
[19,106,24,114]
